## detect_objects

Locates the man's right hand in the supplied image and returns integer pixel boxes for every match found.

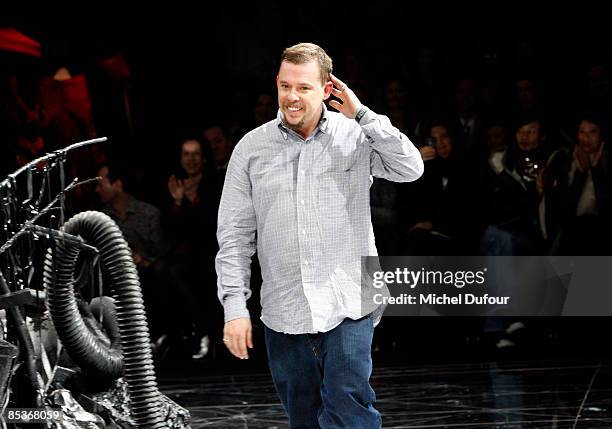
[223,317,253,359]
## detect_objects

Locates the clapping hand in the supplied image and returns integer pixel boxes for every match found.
[168,175,185,204]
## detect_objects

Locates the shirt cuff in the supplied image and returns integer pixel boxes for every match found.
[223,295,250,322]
[356,106,376,125]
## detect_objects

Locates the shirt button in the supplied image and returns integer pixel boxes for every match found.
[301,170,305,175]
[302,229,306,235]
[304,260,309,265]
[300,199,305,205]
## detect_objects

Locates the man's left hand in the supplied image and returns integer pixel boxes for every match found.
[328,73,362,119]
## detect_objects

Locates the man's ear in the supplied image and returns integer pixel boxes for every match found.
[323,81,333,100]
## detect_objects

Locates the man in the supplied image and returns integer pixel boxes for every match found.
[95,162,165,337]
[168,138,214,207]
[96,162,163,267]
[166,138,221,359]
[203,125,233,180]
[216,43,423,428]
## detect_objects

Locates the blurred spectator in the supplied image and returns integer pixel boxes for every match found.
[480,116,556,255]
[38,64,102,212]
[95,161,165,337]
[381,78,416,136]
[90,49,137,160]
[485,122,510,174]
[547,113,612,254]
[39,66,96,146]
[164,137,221,359]
[401,120,481,255]
[96,161,164,267]
[515,77,542,118]
[254,92,276,126]
[203,125,234,181]
[449,77,484,151]
[476,121,511,212]
[229,91,277,141]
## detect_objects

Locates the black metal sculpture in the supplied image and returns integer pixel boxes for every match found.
[0,138,187,428]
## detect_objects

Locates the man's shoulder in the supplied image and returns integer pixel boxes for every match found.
[242,120,277,141]
[234,120,279,154]
[130,197,161,217]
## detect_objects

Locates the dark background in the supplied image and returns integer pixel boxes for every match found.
[5,3,612,167]
[4,4,612,366]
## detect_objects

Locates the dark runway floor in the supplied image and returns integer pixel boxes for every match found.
[156,318,612,428]
[159,359,612,428]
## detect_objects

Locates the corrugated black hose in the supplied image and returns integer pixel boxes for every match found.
[43,211,166,428]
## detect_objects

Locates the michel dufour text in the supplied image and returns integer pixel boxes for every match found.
[371,268,511,306]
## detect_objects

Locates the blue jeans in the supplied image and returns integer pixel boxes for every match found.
[264,316,381,429]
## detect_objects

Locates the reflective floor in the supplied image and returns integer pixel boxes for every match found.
[158,319,612,428]
[159,358,612,428]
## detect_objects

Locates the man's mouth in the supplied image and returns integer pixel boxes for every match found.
[286,106,303,112]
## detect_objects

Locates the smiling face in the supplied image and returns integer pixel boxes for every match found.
[180,139,204,176]
[431,125,453,159]
[276,60,332,138]
[578,119,604,154]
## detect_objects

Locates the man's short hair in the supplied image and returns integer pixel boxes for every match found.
[99,160,131,189]
[280,43,333,86]
[181,135,214,161]
[513,114,541,134]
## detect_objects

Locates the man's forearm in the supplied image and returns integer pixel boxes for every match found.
[216,248,255,322]
[360,108,424,182]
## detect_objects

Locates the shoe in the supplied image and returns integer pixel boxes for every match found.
[506,321,525,335]
[155,334,168,348]
[192,335,210,359]
[151,334,169,357]
[496,338,516,349]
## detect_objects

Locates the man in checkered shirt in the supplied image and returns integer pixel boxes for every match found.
[216,43,423,428]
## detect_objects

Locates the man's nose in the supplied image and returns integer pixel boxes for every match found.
[287,90,299,102]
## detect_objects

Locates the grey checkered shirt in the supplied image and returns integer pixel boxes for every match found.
[216,104,423,334]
